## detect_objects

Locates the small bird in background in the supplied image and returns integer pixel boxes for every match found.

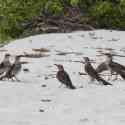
[96,53,125,80]
[83,57,112,85]
[55,64,76,89]
[0,53,11,75]
[0,55,22,81]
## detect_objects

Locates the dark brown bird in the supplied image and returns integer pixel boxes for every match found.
[0,53,11,75]
[96,53,125,80]
[0,55,22,81]
[83,57,112,85]
[55,64,76,89]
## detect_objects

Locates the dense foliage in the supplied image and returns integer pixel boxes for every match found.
[0,0,125,42]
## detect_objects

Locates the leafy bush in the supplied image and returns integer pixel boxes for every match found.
[89,1,125,29]
[0,0,46,42]
[44,0,63,16]
[70,0,80,6]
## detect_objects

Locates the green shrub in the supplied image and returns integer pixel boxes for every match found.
[0,0,46,42]
[70,0,80,6]
[44,0,63,16]
[89,1,125,29]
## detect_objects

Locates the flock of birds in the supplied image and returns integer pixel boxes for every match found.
[55,53,125,89]
[0,54,22,81]
[0,53,125,89]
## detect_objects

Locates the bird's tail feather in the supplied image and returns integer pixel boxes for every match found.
[119,71,125,79]
[68,84,76,89]
[97,77,112,85]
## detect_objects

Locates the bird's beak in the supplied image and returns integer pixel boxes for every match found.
[83,57,95,63]
[54,64,58,66]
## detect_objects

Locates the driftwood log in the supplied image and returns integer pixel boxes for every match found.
[21,15,94,37]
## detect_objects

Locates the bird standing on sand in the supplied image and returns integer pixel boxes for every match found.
[96,53,125,80]
[0,55,22,81]
[83,57,112,85]
[0,54,11,75]
[55,64,76,89]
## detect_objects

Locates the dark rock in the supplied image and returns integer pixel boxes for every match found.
[41,84,47,87]
[39,109,44,112]
[23,68,29,72]
[41,99,51,102]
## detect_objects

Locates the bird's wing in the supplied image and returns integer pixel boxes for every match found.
[85,63,98,76]
[12,63,21,75]
[0,62,4,69]
[113,62,125,71]
[56,71,67,84]
[85,64,95,79]
[63,71,72,85]
[5,64,15,77]
[0,63,6,75]
[96,62,108,73]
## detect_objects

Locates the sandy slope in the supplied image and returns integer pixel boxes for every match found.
[0,30,125,125]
